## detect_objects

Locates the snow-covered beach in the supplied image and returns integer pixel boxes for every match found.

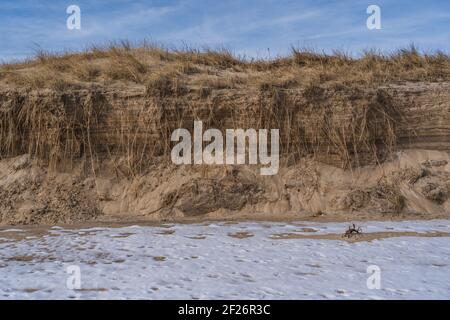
[1,220,450,299]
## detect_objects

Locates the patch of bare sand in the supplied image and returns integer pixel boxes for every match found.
[228,231,254,239]
[269,231,450,242]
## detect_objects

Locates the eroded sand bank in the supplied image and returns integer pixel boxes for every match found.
[1,149,449,225]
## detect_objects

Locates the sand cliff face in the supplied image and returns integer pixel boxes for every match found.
[1,81,449,165]
[0,82,449,225]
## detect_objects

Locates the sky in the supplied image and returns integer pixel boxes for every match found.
[0,0,449,61]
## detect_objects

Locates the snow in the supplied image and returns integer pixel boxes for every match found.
[0,220,449,299]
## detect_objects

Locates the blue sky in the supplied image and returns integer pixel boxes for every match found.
[0,0,449,61]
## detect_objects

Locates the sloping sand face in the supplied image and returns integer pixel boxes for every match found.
[1,149,448,224]
[0,220,449,299]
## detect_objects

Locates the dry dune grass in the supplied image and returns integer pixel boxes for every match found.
[1,42,449,90]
